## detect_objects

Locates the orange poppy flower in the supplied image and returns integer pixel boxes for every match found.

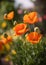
[23,12,38,24]
[0,35,12,51]
[13,23,29,35]
[4,11,14,20]
[1,35,12,44]
[26,32,42,44]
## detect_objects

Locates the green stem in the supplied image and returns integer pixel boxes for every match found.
[29,24,35,32]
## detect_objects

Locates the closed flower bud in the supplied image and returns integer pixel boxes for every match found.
[34,27,40,33]
[1,22,7,28]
